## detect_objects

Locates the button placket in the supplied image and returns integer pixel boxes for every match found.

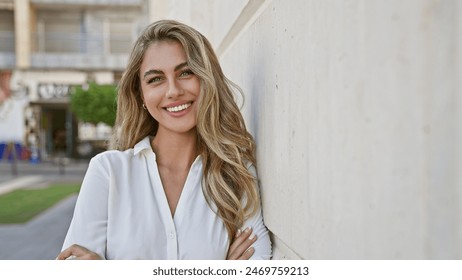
[166,227,178,259]
[145,151,178,259]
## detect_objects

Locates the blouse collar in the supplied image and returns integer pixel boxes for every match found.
[132,135,202,163]
[133,136,153,156]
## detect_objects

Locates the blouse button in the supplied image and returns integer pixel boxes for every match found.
[169,232,175,239]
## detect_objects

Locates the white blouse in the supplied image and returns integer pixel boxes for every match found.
[62,136,272,260]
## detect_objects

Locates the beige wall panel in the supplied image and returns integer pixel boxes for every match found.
[220,0,461,259]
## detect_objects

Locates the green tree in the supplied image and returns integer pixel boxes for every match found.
[70,82,117,126]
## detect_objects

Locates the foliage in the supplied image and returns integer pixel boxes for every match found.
[70,82,117,126]
[0,184,81,224]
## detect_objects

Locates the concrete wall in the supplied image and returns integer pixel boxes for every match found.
[152,0,462,259]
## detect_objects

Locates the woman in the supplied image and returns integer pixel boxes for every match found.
[57,19,271,260]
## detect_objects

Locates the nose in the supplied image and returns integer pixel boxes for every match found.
[166,79,183,98]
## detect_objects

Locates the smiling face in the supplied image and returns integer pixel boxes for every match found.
[140,40,201,136]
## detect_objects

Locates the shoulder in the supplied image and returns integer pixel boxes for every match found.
[90,136,152,171]
[90,136,151,166]
[92,148,134,161]
[82,150,132,179]
[91,149,134,165]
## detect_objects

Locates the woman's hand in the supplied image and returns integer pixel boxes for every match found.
[227,227,257,260]
[56,244,102,260]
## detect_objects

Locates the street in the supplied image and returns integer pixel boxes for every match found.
[0,160,88,260]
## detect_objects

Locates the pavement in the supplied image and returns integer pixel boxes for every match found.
[0,159,89,260]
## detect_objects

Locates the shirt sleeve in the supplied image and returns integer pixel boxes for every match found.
[243,165,272,260]
[61,154,110,259]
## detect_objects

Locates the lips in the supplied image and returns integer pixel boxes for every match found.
[164,102,193,113]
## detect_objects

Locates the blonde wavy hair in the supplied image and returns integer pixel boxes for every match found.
[110,20,259,239]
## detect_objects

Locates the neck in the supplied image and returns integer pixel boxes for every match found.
[151,128,199,171]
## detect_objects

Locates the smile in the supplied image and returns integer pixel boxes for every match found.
[165,102,192,112]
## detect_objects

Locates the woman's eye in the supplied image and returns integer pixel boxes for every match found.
[179,70,193,77]
[148,76,162,84]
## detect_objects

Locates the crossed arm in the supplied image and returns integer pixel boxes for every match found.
[57,226,258,260]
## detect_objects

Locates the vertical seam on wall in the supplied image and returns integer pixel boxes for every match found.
[216,0,271,58]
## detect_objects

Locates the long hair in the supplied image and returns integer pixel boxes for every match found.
[110,19,259,239]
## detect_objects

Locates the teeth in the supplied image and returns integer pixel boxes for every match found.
[166,102,192,112]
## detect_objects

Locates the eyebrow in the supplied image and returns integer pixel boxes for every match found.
[143,62,189,78]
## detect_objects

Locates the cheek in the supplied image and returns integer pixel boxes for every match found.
[187,77,201,97]
[142,88,163,106]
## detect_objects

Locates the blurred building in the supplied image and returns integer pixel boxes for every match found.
[0,0,148,161]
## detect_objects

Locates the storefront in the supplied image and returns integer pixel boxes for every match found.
[28,83,78,161]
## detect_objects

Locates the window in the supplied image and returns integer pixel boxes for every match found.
[37,11,81,53]
[108,21,133,54]
[0,10,15,52]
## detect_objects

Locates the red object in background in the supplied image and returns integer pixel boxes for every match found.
[0,71,12,103]
[21,147,31,160]
[0,143,31,161]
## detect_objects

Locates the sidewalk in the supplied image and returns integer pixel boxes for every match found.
[0,160,89,260]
